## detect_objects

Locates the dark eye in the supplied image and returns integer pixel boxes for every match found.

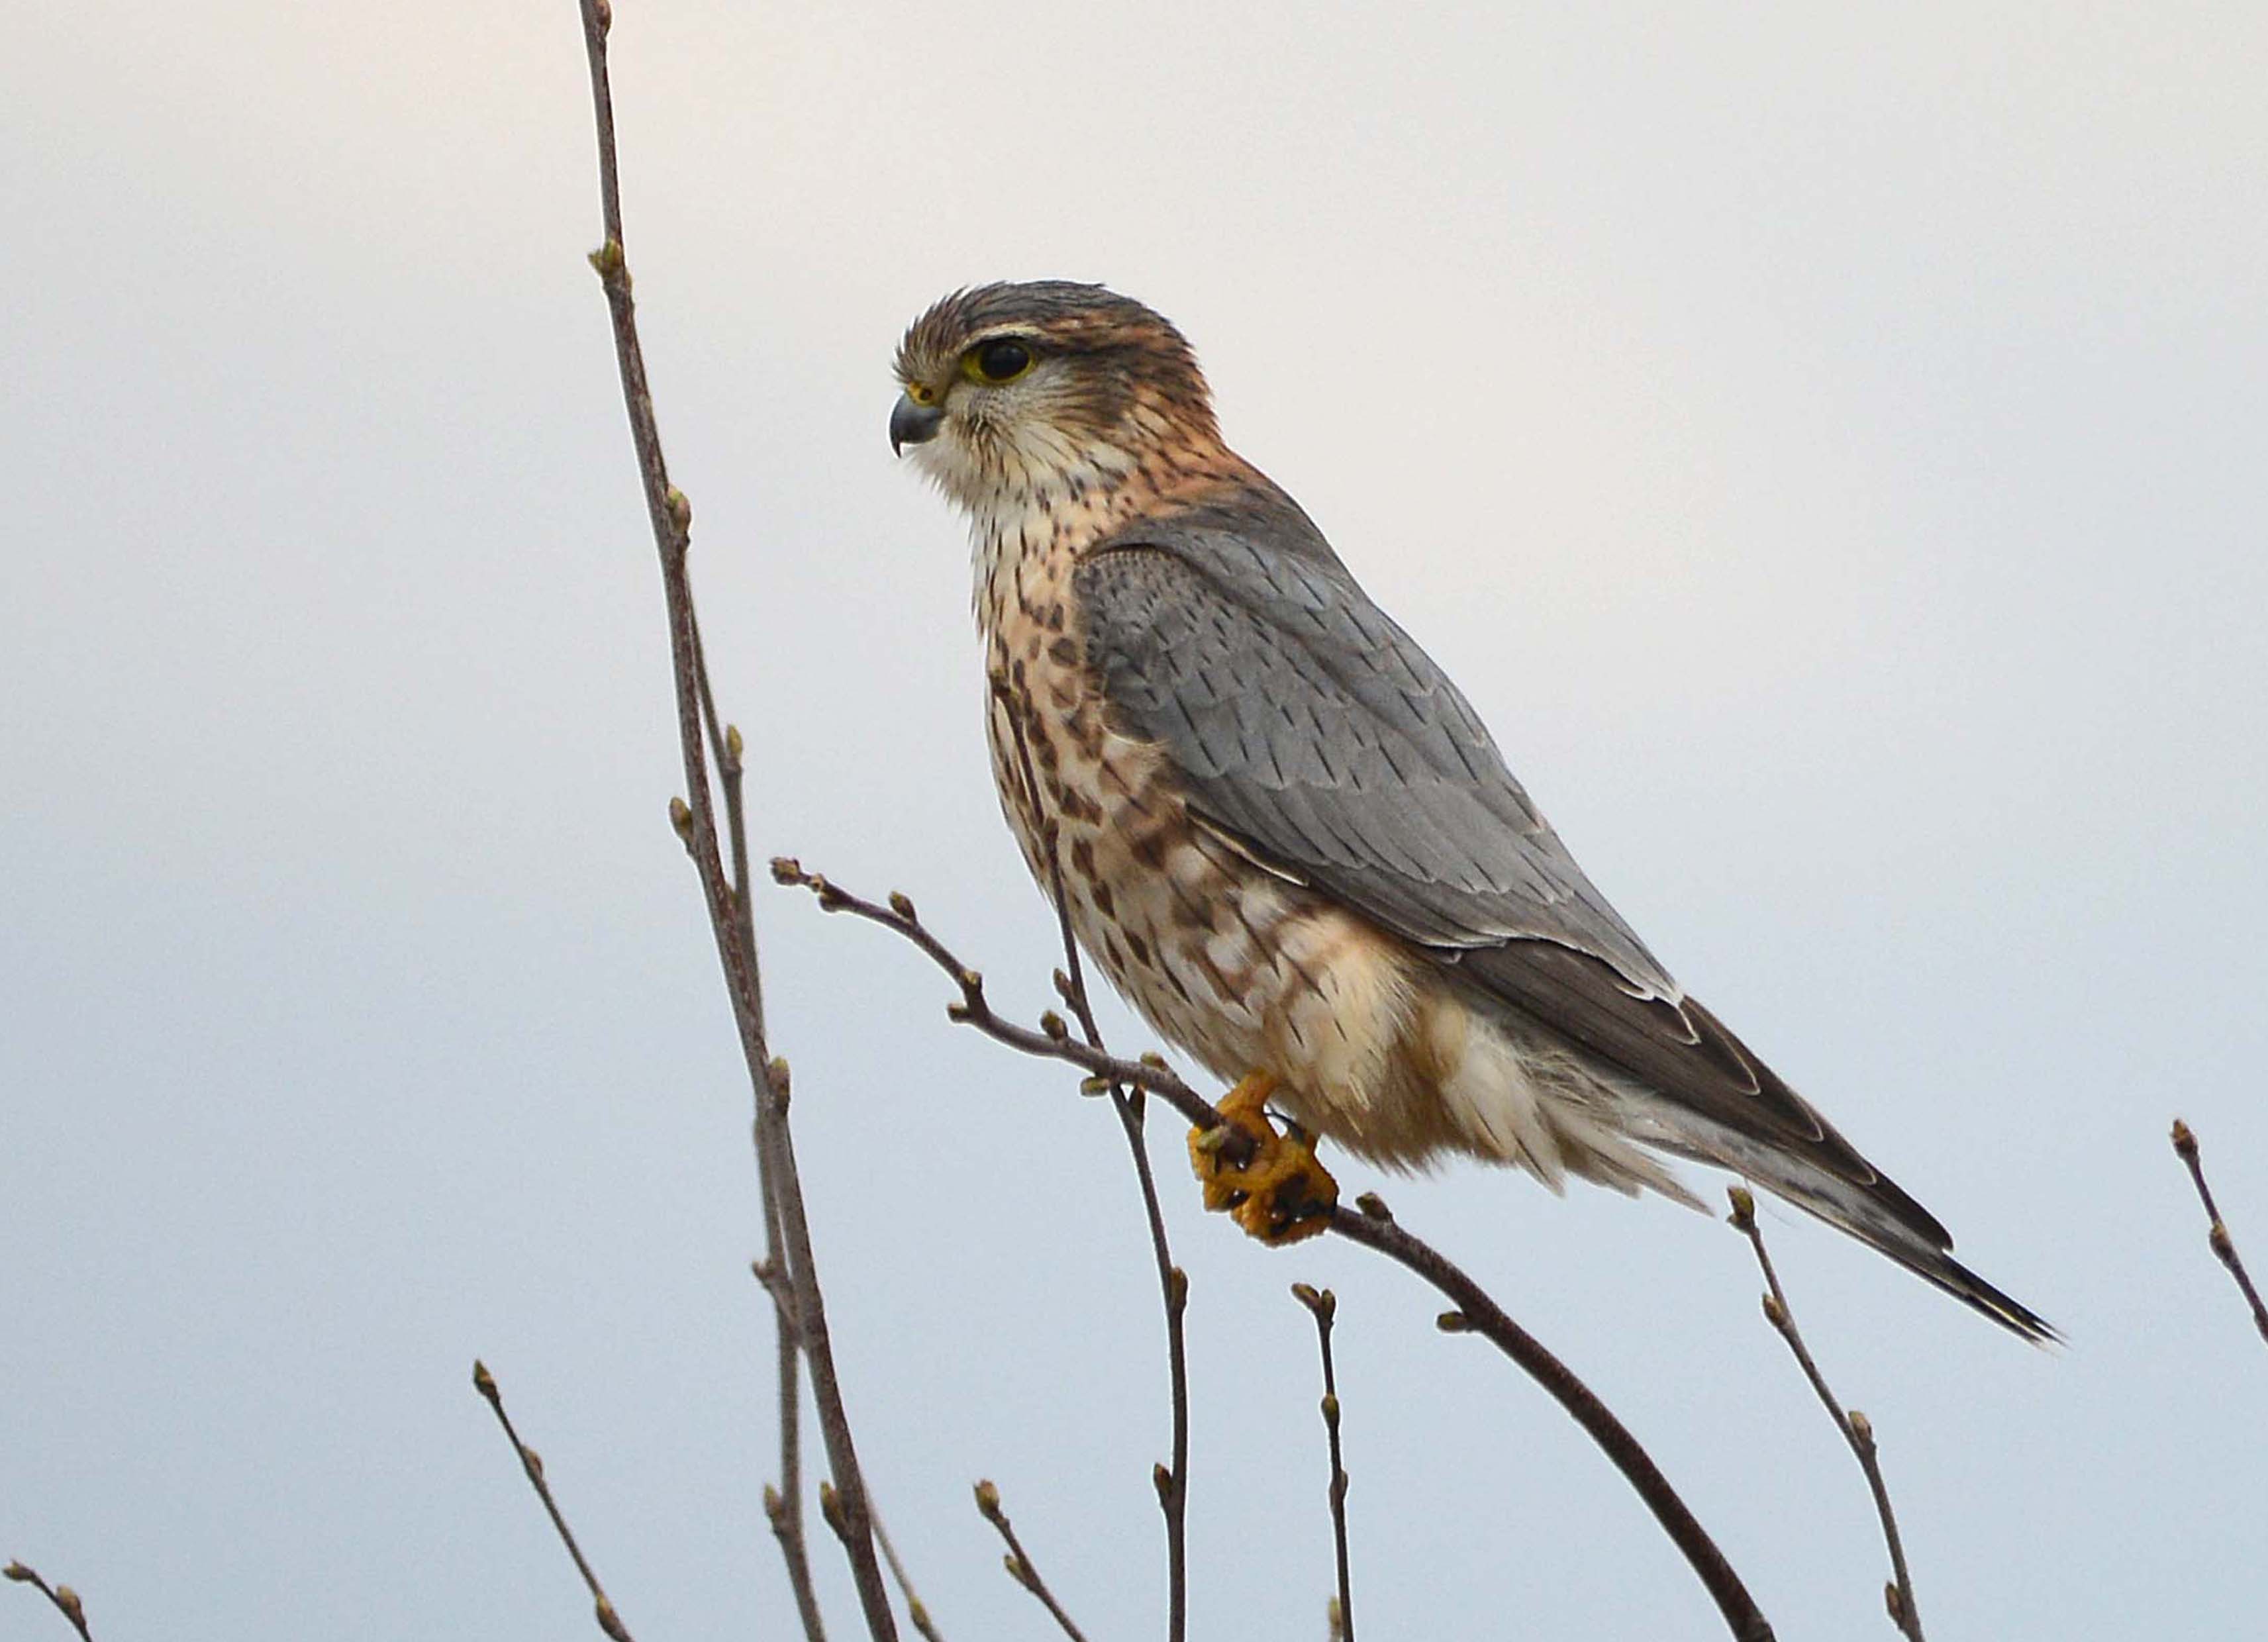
[969,338,1034,384]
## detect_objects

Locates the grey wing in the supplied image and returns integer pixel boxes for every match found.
[1072,499,1675,992]
[1072,496,1941,1238]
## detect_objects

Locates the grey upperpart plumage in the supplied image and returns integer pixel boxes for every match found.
[1077,484,2055,1343]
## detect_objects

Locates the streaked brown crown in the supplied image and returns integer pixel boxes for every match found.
[895,281,1218,448]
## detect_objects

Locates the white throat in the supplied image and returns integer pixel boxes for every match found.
[913,434,1140,637]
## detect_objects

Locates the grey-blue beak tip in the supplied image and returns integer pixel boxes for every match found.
[890,394,944,457]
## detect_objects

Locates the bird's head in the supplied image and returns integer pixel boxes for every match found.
[891,281,1222,516]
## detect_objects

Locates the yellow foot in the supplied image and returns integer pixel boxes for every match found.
[1187,1071,1338,1246]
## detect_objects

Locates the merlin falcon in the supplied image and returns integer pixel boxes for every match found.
[891,280,2051,1342]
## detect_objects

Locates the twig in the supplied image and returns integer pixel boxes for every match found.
[729,732,824,1639]
[711,696,822,1640]
[1110,1090,1193,1642]
[1331,1199,1773,1639]
[871,1508,945,1642]
[708,621,822,1638]
[5,1563,95,1641]
[973,1481,1091,1642]
[472,1360,636,1642]
[996,691,1191,1642]
[2171,1119,2268,1349]
[1293,1285,1355,1642]
[712,674,833,1641]
[758,1224,826,1641]
[776,861,1775,1642]
[1727,1188,1922,1639]
[570,5,895,1637]
[764,1063,897,1642]
[768,860,1229,1137]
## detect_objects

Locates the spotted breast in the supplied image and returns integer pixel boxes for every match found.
[972,465,1473,1167]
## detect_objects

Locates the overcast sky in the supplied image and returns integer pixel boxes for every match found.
[7,3,2265,1638]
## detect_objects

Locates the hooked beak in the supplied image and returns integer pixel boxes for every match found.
[889,392,944,456]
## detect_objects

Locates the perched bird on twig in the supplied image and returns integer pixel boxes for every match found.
[891,280,2051,1343]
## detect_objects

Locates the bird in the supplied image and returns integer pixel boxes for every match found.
[890,279,2052,1343]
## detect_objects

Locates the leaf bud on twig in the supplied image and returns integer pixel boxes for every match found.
[595,1593,630,1642]
[1726,1184,1757,1230]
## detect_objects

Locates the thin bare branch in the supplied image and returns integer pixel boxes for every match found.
[871,1508,946,1642]
[5,1562,95,1642]
[764,1065,897,1642]
[973,1481,1091,1642]
[1331,1198,1771,1640]
[776,861,1775,1642]
[757,1223,826,1641]
[471,1360,636,1642]
[703,620,822,1637]
[570,3,893,1635]
[996,689,1191,1642]
[2171,1119,2268,1349]
[729,722,824,1641]
[768,860,1228,1137]
[1293,1284,1355,1642]
[1727,1188,1922,1639]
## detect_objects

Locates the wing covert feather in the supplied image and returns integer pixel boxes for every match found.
[1073,503,1670,990]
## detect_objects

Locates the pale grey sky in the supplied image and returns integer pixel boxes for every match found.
[6,3,2265,1638]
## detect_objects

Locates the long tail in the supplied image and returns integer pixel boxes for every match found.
[1633,1104,2059,1345]
[1888,1242,2060,1345]
[1788,1185,2061,1345]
